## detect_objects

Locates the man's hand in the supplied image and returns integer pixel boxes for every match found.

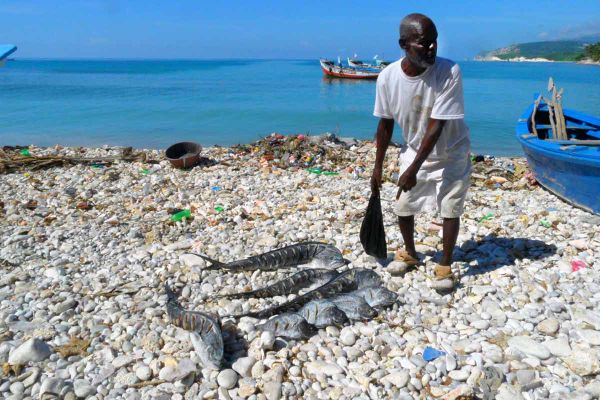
[396,167,417,199]
[371,167,383,195]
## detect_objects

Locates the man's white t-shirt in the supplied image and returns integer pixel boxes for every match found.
[373,57,470,168]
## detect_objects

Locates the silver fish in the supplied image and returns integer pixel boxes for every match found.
[219,269,339,299]
[235,268,377,319]
[257,313,317,340]
[351,287,398,308]
[165,284,224,370]
[298,299,348,328]
[330,293,378,321]
[189,242,346,271]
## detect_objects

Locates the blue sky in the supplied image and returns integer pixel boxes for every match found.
[2,0,599,60]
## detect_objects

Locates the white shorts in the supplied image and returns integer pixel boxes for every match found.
[394,147,471,219]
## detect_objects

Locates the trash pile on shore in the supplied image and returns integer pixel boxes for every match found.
[0,137,598,400]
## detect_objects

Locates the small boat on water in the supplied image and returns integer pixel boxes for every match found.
[319,59,380,80]
[516,78,600,214]
[347,56,390,70]
[0,44,17,66]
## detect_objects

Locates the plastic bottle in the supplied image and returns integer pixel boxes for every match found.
[170,209,191,222]
[20,149,31,157]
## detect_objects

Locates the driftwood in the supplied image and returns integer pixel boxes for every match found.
[0,147,147,174]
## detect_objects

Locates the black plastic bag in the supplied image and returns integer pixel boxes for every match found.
[360,193,387,258]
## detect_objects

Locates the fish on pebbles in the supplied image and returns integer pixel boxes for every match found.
[351,287,398,308]
[257,313,317,340]
[298,299,349,328]
[164,284,224,370]
[190,242,346,271]
[330,293,378,321]
[234,268,377,319]
[218,268,339,299]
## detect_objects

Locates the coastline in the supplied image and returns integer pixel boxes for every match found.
[474,56,600,66]
[1,142,599,398]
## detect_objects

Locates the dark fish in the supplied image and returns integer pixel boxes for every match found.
[299,299,349,328]
[355,269,383,289]
[257,313,317,340]
[218,269,339,299]
[330,293,378,321]
[351,287,398,308]
[164,284,224,369]
[233,268,379,319]
[188,242,346,271]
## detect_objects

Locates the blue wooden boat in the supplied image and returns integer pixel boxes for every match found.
[516,97,600,214]
[0,44,17,63]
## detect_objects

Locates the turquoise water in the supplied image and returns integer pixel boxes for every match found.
[1,59,599,156]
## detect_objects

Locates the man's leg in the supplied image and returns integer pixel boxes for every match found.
[440,217,460,266]
[397,215,417,259]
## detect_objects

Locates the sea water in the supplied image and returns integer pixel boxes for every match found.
[1,59,599,156]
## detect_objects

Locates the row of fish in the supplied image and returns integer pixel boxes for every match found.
[163,242,398,370]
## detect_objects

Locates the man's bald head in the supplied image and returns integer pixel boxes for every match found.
[399,13,436,44]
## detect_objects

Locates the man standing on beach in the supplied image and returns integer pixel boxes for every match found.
[370,13,470,292]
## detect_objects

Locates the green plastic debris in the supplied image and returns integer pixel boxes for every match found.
[170,209,191,222]
[540,219,552,228]
[308,167,338,176]
[141,168,150,175]
[478,212,494,223]
[19,149,31,157]
[214,205,224,213]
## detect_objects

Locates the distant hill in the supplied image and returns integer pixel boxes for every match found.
[476,40,591,62]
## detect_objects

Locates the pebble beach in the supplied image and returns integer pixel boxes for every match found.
[1,137,600,400]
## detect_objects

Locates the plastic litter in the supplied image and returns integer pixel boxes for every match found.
[422,346,446,362]
[571,260,589,272]
[140,168,150,175]
[19,149,31,157]
[478,213,494,223]
[214,205,224,213]
[211,186,222,192]
[308,167,322,174]
[539,219,552,228]
[170,209,191,222]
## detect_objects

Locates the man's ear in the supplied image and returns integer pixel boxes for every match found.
[399,38,407,50]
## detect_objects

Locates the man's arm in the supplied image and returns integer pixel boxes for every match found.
[396,118,446,198]
[371,118,395,195]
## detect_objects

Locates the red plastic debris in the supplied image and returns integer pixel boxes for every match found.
[571,260,589,272]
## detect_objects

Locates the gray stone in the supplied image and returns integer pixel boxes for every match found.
[340,328,356,346]
[544,337,571,357]
[263,381,282,400]
[135,366,152,381]
[39,378,64,397]
[508,336,551,359]
[448,369,469,381]
[382,370,409,388]
[8,338,51,364]
[9,382,24,395]
[217,369,238,390]
[305,361,343,377]
[577,329,600,346]
[232,357,256,378]
[563,351,600,376]
[537,318,560,335]
[73,379,96,398]
[516,370,535,386]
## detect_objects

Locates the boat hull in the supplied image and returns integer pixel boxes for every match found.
[320,59,379,80]
[516,104,600,214]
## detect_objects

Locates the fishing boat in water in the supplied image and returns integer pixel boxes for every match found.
[0,44,17,66]
[347,55,390,70]
[319,59,380,80]
[516,78,600,214]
